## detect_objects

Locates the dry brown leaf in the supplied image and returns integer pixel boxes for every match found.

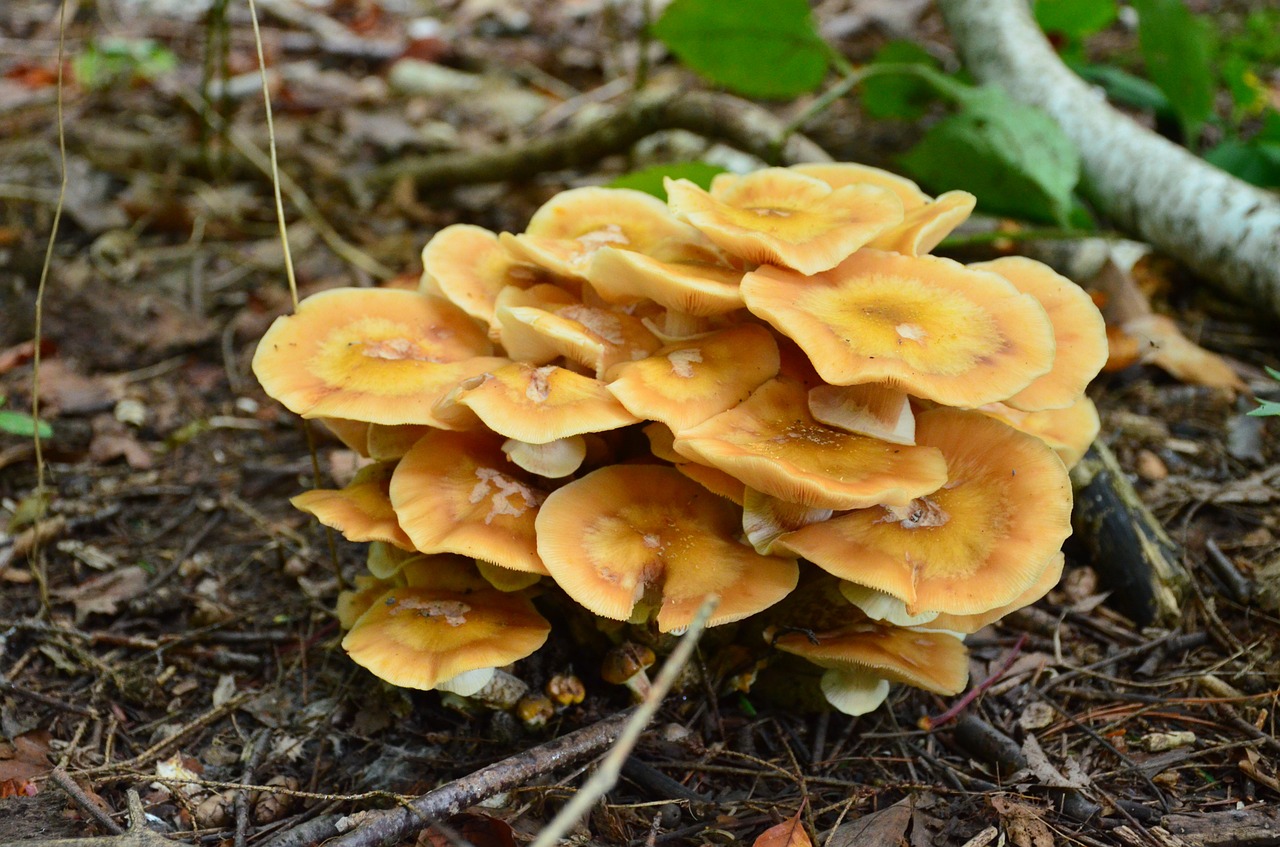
[752,809,813,847]
[989,795,1054,847]
[1121,314,1246,393]
[0,730,53,787]
[420,813,517,847]
[52,565,149,622]
[826,799,913,847]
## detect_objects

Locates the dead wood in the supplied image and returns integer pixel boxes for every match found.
[368,89,832,190]
[0,790,183,847]
[1069,441,1191,627]
[1160,807,1280,847]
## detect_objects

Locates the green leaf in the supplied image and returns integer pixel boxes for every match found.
[651,0,829,98]
[1034,0,1117,39]
[73,38,178,90]
[609,162,727,199]
[1203,138,1280,188]
[1247,399,1280,417]
[1072,62,1173,115]
[898,86,1081,224]
[0,410,53,439]
[860,41,942,120]
[1133,0,1216,142]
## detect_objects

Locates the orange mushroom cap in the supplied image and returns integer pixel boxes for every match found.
[342,580,550,691]
[740,250,1056,408]
[422,224,551,323]
[389,429,549,575]
[928,552,1065,635]
[784,163,931,210]
[606,324,781,434]
[978,395,1100,469]
[453,362,639,444]
[866,190,976,256]
[969,257,1108,411]
[494,289,663,378]
[535,465,798,632]
[584,246,746,316]
[290,462,412,549]
[807,383,916,445]
[666,170,904,275]
[775,408,1073,616]
[252,287,507,425]
[673,378,949,510]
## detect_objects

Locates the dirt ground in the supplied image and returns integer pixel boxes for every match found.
[1,1,1279,845]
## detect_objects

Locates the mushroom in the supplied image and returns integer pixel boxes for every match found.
[784,163,932,209]
[774,408,1073,616]
[741,488,832,556]
[252,287,508,425]
[584,245,746,318]
[836,581,940,628]
[666,169,904,274]
[968,256,1109,411]
[807,383,916,445]
[501,435,588,479]
[366,541,418,580]
[672,378,949,510]
[535,465,798,631]
[643,422,747,504]
[978,396,1100,469]
[290,462,413,550]
[365,423,433,460]
[601,642,656,701]
[739,250,1057,408]
[927,552,1065,635]
[606,324,781,434]
[341,577,550,691]
[545,673,586,706]
[389,429,550,575]
[422,224,550,323]
[866,191,977,256]
[318,418,372,456]
[516,694,556,727]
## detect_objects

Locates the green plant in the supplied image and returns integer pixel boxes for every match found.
[1249,367,1280,417]
[72,38,177,90]
[0,396,52,439]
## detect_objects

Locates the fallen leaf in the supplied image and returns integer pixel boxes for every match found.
[0,730,53,787]
[53,566,149,622]
[826,798,912,847]
[1122,314,1246,392]
[753,809,813,847]
[989,795,1054,847]
[420,813,517,847]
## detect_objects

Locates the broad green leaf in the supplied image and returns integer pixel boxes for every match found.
[899,87,1081,224]
[608,162,727,199]
[651,0,828,98]
[860,42,941,121]
[1034,0,1117,39]
[1133,0,1215,141]
[0,410,53,439]
[1072,62,1173,115]
[73,38,177,90]
[1204,139,1280,188]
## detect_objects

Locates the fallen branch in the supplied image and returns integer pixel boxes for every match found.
[0,790,178,847]
[369,89,831,190]
[937,0,1280,321]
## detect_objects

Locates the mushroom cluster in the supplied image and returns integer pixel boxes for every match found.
[252,163,1107,714]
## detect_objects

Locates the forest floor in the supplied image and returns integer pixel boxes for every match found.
[1,1,1279,845]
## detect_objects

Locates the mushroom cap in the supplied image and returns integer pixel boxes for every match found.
[318,417,372,456]
[673,378,949,510]
[772,618,969,696]
[366,423,433,460]
[783,163,931,210]
[336,573,399,630]
[252,287,501,425]
[454,362,640,443]
[741,250,1057,408]
[389,429,549,574]
[807,383,916,445]
[666,170,904,275]
[366,540,418,580]
[585,247,745,316]
[502,435,588,479]
[775,408,1073,615]
[494,292,663,378]
[928,552,1065,635]
[837,581,940,628]
[535,465,798,631]
[491,283,579,362]
[741,488,832,556]
[290,462,412,549]
[606,324,781,434]
[969,257,1109,411]
[422,224,550,323]
[644,422,746,503]
[818,668,892,716]
[978,396,1100,469]
[867,190,976,256]
[341,582,550,691]
[525,185,701,243]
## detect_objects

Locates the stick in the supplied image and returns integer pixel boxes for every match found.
[0,791,179,847]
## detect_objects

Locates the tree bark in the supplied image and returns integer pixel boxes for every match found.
[937,0,1280,322]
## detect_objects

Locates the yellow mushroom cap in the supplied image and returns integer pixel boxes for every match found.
[585,247,745,316]
[422,224,550,323]
[337,572,400,630]
[535,465,798,632]
[666,170,905,275]
[453,362,639,444]
[807,383,916,445]
[389,429,549,575]
[968,257,1108,411]
[366,423,433,460]
[740,250,1056,408]
[867,190,976,256]
[341,582,550,690]
[978,396,1100,469]
[784,163,931,210]
[771,617,969,696]
[290,462,412,549]
[252,287,505,425]
[319,417,372,456]
[775,408,1073,615]
[672,378,949,510]
[928,552,1065,635]
[606,324,781,434]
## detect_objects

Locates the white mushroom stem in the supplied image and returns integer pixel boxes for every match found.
[937,0,1280,321]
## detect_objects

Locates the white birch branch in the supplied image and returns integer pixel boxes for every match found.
[936,0,1280,321]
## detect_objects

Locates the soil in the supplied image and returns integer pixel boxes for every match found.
[1,1,1279,846]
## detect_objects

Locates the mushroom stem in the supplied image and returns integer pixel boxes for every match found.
[662,309,704,338]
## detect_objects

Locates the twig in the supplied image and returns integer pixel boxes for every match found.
[302,710,639,847]
[79,692,253,778]
[369,90,831,190]
[235,729,273,847]
[921,633,1027,730]
[50,768,123,835]
[0,790,176,847]
[528,596,718,847]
